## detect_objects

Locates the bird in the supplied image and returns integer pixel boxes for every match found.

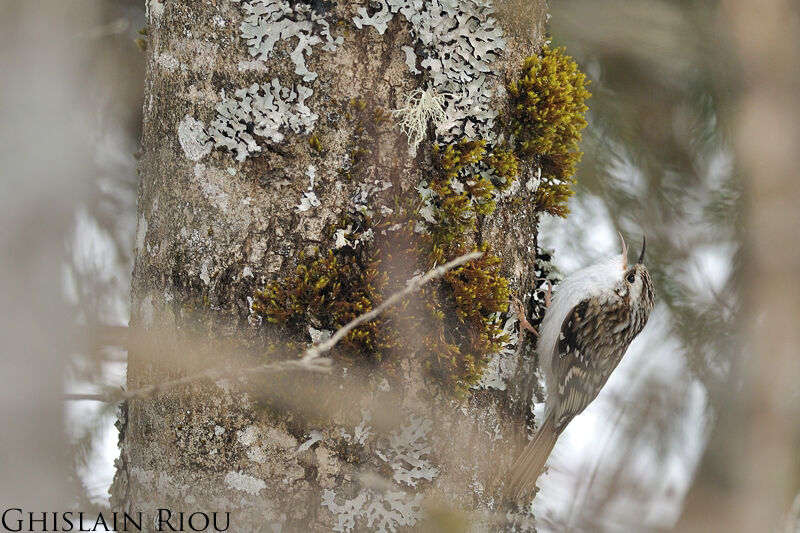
[507,234,656,501]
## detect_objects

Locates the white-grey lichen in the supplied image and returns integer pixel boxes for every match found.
[323,412,434,532]
[322,490,368,533]
[322,489,423,533]
[178,116,213,162]
[414,180,437,233]
[296,191,320,212]
[207,80,318,162]
[353,408,372,446]
[147,0,164,21]
[401,46,421,75]
[297,430,324,452]
[157,52,180,71]
[355,0,506,142]
[334,226,353,249]
[339,408,372,446]
[308,326,331,345]
[296,164,321,211]
[375,416,438,487]
[475,313,519,391]
[224,471,266,495]
[235,0,343,82]
[352,179,393,218]
[526,165,542,194]
[363,492,424,533]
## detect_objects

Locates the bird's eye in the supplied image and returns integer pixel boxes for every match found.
[626,274,636,283]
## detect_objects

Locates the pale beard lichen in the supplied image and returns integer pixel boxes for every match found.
[392,88,447,150]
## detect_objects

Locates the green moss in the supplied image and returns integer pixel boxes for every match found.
[349,98,367,111]
[507,45,591,217]
[428,140,488,247]
[252,248,398,363]
[425,247,510,395]
[135,26,148,52]
[308,135,322,152]
[485,147,520,192]
[252,206,510,397]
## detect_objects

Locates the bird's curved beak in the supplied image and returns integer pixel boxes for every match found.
[637,236,646,264]
[618,232,628,270]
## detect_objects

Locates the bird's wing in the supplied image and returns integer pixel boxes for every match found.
[551,298,601,428]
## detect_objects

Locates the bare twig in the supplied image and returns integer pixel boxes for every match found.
[64,393,110,402]
[301,251,482,362]
[65,251,482,403]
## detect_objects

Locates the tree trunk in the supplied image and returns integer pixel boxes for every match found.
[113,1,554,530]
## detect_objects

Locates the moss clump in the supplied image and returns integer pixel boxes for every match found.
[428,140,521,249]
[252,247,399,363]
[417,138,514,394]
[135,27,149,52]
[485,146,520,191]
[308,135,322,152]
[253,206,509,397]
[425,249,509,390]
[507,45,591,217]
[429,140,490,246]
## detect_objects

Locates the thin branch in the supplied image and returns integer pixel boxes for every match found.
[64,393,110,402]
[65,251,482,404]
[301,251,482,362]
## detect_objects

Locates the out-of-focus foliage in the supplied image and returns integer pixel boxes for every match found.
[549,1,739,398]
[514,0,742,530]
[61,0,145,507]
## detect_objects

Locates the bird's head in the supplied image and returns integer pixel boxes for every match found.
[617,234,656,316]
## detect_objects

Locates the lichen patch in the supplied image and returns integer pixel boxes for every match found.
[235,0,343,82]
[178,116,212,162]
[322,489,424,533]
[224,471,267,495]
[148,0,164,21]
[354,0,506,142]
[157,52,180,71]
[207,81,318,162]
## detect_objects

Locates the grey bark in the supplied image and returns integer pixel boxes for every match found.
[114,1,548,530]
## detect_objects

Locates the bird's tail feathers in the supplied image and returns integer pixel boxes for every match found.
[506,415,559,501]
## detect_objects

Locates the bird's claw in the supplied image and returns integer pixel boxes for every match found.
[512,296,538,341]
[544,280,552,308]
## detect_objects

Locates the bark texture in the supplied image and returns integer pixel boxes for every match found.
[115,0,550,530]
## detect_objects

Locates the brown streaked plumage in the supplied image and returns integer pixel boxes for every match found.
[507,236,655,500]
